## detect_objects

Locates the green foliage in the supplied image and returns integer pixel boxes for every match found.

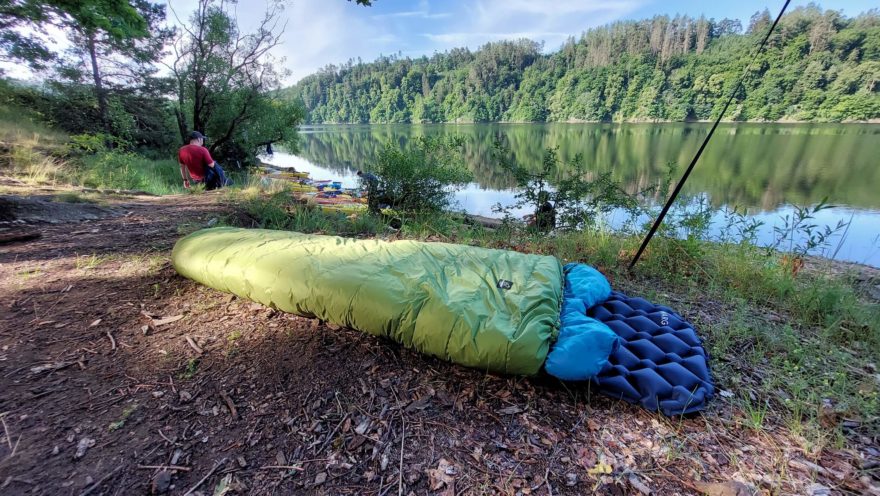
[768,198,850,257]
[76,151,182,194]
[285,7,879,124]
[231,188,386,236]
[372,136,473,212]
[0,0,148,70]
[494,144,637,231]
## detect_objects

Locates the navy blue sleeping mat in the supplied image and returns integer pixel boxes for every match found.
[587,291,714,415]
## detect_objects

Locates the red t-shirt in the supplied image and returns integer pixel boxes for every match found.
[178,144,214,181]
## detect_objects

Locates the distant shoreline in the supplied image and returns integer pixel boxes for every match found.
[300,119,880,126]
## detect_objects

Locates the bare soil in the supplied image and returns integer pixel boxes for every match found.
[0,188,877,495]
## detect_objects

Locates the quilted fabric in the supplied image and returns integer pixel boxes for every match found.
[588,291,714,416]
[545,264,619,381]
[172,227,563,376]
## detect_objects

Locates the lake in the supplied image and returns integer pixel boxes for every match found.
[262,123,880,267]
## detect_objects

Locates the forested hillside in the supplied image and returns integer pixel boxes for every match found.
[283,6,880,123]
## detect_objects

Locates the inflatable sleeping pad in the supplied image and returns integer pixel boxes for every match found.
[589,292,714,415]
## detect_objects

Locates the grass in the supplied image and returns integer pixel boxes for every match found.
[75,253,110,271]
[0,105,68,147]
[108,403,138,431]
[225,186,387,236]
[76,151,184,194]
[179,358,199,380]
[0,103,251,196]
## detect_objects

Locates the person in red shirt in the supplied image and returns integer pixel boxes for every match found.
[178,131,228,190]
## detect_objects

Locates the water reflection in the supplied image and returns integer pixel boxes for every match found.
[264,123,880,267]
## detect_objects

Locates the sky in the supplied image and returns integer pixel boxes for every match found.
[2,0,877,83]
[202,0,877,84]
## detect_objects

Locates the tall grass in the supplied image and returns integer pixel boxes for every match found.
[76,151,184,194]
[0,105,68,147]
[227,186,386,236]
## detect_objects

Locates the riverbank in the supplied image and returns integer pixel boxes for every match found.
[1,179,878,494]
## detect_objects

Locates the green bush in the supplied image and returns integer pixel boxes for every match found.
[494,144,637,232]
[371,136,472,212]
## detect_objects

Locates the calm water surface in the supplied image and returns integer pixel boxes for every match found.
[264,123,880,267]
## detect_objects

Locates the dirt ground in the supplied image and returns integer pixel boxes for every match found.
[0,186,877,495]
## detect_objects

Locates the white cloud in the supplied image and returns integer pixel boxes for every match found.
[372,10,451,20]
[426,0,645,52]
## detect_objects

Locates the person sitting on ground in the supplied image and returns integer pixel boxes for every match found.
[178,131,230,190]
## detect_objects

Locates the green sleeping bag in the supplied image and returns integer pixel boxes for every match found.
[172,227,563,375]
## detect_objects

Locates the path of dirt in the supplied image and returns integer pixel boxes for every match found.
[0,189,876,495]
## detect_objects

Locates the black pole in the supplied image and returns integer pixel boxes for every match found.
[628,0,792,270]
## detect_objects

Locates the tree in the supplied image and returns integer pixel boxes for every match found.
[167,0,303,164]
[56,1,169,133]
[0,0,147,71]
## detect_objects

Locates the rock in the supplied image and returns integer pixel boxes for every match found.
[692,480,752,496]
[74,437,95,459]
[178,391,192,403]
[51,446,59,456]
[807,483,831,495]
[628,474,652,495]
[206,217,218,227]
[565,473,578,486]
[314,472,327,485]
[152,391,164,398]
[870,284,880,301]
[152,471,172,494]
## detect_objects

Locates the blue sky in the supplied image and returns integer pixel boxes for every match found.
[256,0,877,83]
[2,1,876,83]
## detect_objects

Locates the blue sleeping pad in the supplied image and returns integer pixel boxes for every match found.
[588,291,714,416]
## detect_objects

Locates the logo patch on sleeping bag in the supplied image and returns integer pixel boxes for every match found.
[496,279,513,290]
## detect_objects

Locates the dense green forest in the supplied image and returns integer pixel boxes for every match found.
[283,6,880,124]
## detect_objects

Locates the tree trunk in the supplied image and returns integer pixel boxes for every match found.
[86,33,109,133]
[174,107,188,145]
[193,83,205,135]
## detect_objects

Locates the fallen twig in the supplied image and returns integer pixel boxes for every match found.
[77,466,121,496]
[137,464,191,472]
[219,390,238,420]
[257,457,331,471]
[157,429,176,445]
[257,465,306,471]
[317,414,349,454]
[153,315,184,327]
[105,331,116,351]
[183,457,226,496]
[184,336,203,355]
[398,417,406,496]
[0,413,12,449]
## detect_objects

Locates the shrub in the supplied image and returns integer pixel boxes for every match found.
[371,136,473,213]
[493,144,637,232]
